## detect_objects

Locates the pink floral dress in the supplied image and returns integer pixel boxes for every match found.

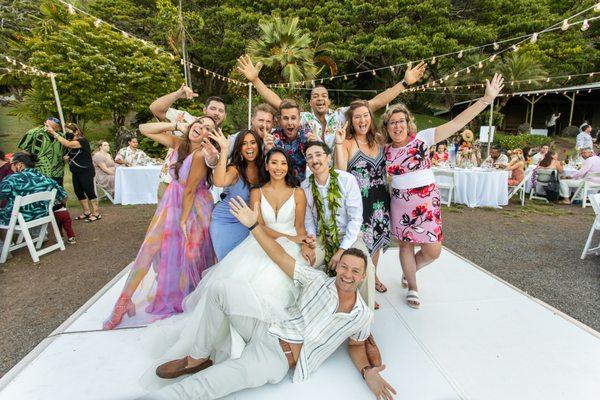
[385,128,443,243]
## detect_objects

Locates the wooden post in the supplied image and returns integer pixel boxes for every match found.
[486,99,494,157]
[49,73,66,133]
[563,92,576,126]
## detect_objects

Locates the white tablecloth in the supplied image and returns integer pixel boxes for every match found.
[434,167,509,208]
[524,165,579,193]
[114,166,162,205]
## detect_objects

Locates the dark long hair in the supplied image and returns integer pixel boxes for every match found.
[173,115,218,186]
[229,130,264,187]
[538,151,556,168]
[260,147,298,187]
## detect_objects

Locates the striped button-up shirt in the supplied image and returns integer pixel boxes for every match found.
[268,263,373,382]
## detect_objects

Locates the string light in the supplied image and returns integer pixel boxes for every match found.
[581,19,590,31]
[458,50,463,58]
[466,67,471,74]
[493,42,500,50]
[67,4,75,14]
[372,70,377,76]
[355,73,359,78]
[478,61,483,69]
[595,3,600,12]
[490,54,497,62]
[94,19,101,27]
[431,56,436,65]
[512,44,519,52]
[344,75,348,80]
[530,33,538,43]
[561,19,570,31]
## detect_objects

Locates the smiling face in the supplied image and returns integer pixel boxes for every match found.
[351,106,371,137]
[309,86,330,116]
[188,117,216,144]
[241,132,259,162]
[540,145,549,155]
[265,151,289,181]
[204,100,226,127]
[334,254,366,294]
[279,107,301,139]
[305,144,331,176]
[437,144,447,153]
[386,111,410,144]
[251,110,274,138]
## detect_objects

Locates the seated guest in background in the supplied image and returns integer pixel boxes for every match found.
[18,117,65,186]
[576,124,594,151]
[481,145,509,168]
[92,141,116,195]
[208,129,263,261]
[535,151,570,203]
[432,142,449,165]
[115,136,149,167]
[269,99,316,183]
[531,144,550,165]
[0,152,67,227]
[561,147,600,197]
[0,150,12,182]
[456,143,480,168]
[506,149,526,186]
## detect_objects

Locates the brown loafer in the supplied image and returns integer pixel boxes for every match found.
[156,356,213,379]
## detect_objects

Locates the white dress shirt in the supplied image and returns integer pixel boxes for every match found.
[301,170,363,249]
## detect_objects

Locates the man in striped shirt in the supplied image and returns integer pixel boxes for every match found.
[143,197,396,400]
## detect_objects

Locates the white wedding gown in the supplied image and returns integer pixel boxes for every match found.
[140,189,302,388]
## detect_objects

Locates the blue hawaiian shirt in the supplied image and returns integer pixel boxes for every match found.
[272,126,313,182]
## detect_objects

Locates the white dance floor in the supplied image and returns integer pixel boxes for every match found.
[1,248,599,400]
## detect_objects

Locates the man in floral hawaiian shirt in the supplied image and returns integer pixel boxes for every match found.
[267,99,315,183]
[237,54,427,150]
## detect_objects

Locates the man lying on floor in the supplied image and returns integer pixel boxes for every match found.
[139,196,396,400]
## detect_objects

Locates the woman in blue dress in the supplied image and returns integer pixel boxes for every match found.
[209,129,264,260]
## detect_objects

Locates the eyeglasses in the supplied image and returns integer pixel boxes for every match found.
[305,152,327,161]
[387,120,407,127]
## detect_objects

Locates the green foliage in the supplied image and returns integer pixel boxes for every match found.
[138,135,168,159]
[494,133,549,151]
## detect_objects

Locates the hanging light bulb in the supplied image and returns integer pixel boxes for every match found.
[431,56,436,65]
[122,31,129,38]
[561,19,570,31]
[528,79,532,84]
[510,81,514,86]
[512,44,519,52]
[154,48,160,54]
[344,75,348,80]
[493,42,500,50]
[94,19,102,27]
[454,72,459,78]
[329,77,334,81]
[197,67,201,72]
[467,85,471,89]
[530,33,538,43]
[595,2,600,12]
[567,75,572,81]
[444,75,450,80]
[466,67,471,74]
[478,61,483,69]
[205,70,209,76]
[546,77,550,82]
[458,50,463,58]
[372,70,377,76]
[581,19,589,31]
[169,53,175,60]
[67,4,75,14]
[590,73,595,77]
[490,54,497,62]
[390,66,395,72]
[355,73,359,78]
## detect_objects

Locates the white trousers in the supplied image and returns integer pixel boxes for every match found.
[139,280,289,400]
[314,235,376,310]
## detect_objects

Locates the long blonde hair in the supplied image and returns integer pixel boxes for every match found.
[380,103,418,143]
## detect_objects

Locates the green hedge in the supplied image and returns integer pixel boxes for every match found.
[494,134,550,150]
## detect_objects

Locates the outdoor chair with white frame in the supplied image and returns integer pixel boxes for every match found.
[529,168,554,203]
[580,193,600,260]
[95,179,114,204]
[0,189,65,264]
[571,172,600,208]
[433,169,455,206]
[509,168,534,206]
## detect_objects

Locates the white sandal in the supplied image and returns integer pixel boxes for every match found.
[406,290,420,309]
[401,276,408,288]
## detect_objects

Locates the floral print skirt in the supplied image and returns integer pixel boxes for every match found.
[390,183,443,244]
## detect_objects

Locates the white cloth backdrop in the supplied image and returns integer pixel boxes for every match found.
[434,167,509,208]
[114,166,162,205]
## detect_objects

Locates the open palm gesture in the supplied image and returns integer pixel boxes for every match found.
[404,61,427,86]
[484,73,505,101]
[237,54,260,82]
[208,129,230,153]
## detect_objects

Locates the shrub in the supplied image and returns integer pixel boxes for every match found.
[494,133,550,150]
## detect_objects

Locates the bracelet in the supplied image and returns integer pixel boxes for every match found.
[335,141,345,145]
[205,153,220,169]
[361,365,373,380]
[479,98,492,106]
[248,221,259,231]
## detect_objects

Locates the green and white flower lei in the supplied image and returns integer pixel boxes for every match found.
[309,168,342,276]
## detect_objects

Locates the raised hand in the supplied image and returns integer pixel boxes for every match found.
[237,54,260,82]
[365,365,397,400]
[335,121,349,144]
[201,138,219,160]
[263,133,275,150]
[208,129,230,153]
[483,73,504,102]
[229,196,259,228]
[404,61,427,86]
[178,83,198,100]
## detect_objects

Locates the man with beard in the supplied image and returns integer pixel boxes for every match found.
[300,141,376,310]
[237,54,426,149]
[18,117,66,186]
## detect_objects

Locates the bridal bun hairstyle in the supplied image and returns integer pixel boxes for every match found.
[260,147,298,187]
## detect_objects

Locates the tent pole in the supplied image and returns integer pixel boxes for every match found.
[486,99,494,157]
[49,73,66,133]
[248,83,253,129]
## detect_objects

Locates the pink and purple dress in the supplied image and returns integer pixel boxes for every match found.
[109,149,215,326]
[385,128,443,244]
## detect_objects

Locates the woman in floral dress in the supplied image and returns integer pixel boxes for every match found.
[382,74,504,309]
[335,100,391,293]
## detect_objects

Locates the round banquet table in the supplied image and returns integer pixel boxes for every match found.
[434,167,509,208]
[114,165,162,205]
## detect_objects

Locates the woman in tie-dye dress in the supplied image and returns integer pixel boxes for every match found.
[383,74,505,309]
[104,116,218,329]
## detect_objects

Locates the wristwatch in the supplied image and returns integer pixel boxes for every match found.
[401,79,410,87]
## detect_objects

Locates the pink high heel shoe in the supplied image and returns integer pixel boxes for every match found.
[103,294,135,330]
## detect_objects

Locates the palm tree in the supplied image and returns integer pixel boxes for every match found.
[497,52,548,92]
[247,16,336,84]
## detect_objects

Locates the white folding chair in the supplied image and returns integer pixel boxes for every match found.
[0,189,65,264]
[581,193,600,259]
[95,180,114,204]
[529,169,553,203]
[580,173,600,209]
[433,169,455,206]
[509,169,534,206]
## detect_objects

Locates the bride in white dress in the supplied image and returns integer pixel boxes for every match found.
[141,148,307,381]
